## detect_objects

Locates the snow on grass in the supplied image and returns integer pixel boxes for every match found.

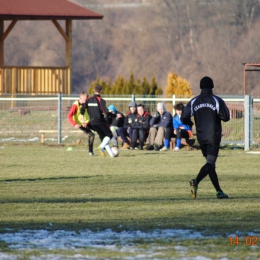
[0,228,217,259]
[1,229,209,250]
[1,229,259,259]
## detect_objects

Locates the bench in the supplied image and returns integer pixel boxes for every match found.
[117,135,196,150]
[226,103,244,119]
[169,137,196,150]
[9,106,70,116]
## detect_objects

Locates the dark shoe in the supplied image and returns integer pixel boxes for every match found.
[154,144,160,151]
[190,179,198,199]
[145,145,154,150]
[216,191,229,199]
[137,145,143,150]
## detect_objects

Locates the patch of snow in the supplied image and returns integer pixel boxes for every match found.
[1,229,259,259]
[0,137,39,142]
[1,228,214,251]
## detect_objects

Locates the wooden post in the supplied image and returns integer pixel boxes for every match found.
[40,132,45,144]
[66,19,72,94]
[0,19,4,95]
[0,19,4,66]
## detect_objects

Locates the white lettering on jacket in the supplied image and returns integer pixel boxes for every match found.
[194,103,216,111]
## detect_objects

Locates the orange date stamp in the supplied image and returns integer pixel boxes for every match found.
[229,236,258,246]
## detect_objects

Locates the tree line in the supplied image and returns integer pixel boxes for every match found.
[88,71,193,97]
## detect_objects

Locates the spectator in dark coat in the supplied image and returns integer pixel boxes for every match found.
[146,102,173,151]
[122,101,137,149]
[130,104,151,150]
[107,104,126,148]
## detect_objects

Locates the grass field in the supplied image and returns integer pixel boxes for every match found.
[0,142,259,259]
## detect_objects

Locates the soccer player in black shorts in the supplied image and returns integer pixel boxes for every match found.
[182,76,230,199]
[80,85,115,157]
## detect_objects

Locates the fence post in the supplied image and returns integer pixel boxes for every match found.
[244,95,253,151]
[58,93,62,144]
[40,133,45,144]
[132,94,135,102]
[172,95,176,115]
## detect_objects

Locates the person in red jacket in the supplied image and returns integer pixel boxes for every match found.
[68,92,95,155]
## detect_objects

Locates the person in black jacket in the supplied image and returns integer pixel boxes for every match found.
[123,102,137,149]
[182,76,230,199]
[80,85,115,157]
[130,104,151,150]
[107,104,126,148]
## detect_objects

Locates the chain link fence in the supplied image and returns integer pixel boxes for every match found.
[0,94,259,149]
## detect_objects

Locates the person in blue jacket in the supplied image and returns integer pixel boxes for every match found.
[172,103,193,151]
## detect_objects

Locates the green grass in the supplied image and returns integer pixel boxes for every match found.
[0,143,260,259]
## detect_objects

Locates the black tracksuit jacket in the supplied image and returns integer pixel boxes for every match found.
[124,111,137,128]
[131,111,151,131]
[107,111,125,127]
[80,94,108,125]
[182,88,230,145]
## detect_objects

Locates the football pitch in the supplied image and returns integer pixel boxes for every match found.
[0,142,259,259]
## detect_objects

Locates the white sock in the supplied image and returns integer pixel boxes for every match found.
[105,144,114,157]
[100,136,111,149]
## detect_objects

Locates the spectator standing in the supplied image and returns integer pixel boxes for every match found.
[172,103,193,152]
[80,85,115,158]
[182,76,230,199]
[130,104,151,150]
[146,102,173,151]
[68,92,95,155]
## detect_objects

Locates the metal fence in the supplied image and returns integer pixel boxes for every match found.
[244,63,260,97]
[0,94,258,150]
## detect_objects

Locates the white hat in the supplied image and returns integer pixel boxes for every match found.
[157,102,165,110]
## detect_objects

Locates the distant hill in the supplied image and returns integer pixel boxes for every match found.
[4,0,260,96]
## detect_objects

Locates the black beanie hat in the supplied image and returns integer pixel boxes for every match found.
[200,76,214,89]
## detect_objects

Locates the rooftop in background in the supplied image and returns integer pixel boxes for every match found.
[0,0,103,20]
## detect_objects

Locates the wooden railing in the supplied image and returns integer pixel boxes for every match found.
[0,66,71,94]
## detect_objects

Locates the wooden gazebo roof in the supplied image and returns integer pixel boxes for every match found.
[0,0,103,95]
[0,0,103,20]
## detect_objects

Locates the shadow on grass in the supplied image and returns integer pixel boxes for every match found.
[0,196,194,204]
[1,193,260,204]
[0,175,103,183]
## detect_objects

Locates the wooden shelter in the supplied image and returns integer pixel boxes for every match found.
[0,0,103,95]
